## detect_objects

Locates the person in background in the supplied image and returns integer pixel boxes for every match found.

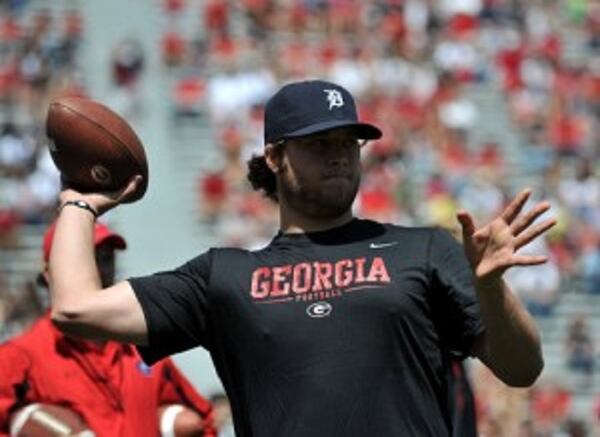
[0,221,215,437]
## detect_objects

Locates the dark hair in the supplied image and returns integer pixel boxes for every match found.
[247,154,278,202]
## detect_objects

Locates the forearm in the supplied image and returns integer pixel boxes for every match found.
[48,206,101,316]
[475,277,543,387]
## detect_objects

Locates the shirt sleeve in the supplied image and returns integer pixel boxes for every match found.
[129,251,213,365]
[0,343,33,434]
[156,359,216,436]
[428,228,485,358]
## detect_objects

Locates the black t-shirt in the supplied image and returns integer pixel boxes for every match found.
[129,219,484,437]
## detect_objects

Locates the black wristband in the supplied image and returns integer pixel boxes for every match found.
[58,200,99,218]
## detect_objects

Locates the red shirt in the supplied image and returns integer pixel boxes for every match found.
[0,316,215,436]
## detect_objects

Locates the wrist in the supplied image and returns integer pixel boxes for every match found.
[474,275,504,292]
[58,200,99,219]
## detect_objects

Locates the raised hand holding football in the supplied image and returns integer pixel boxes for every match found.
[46,97,148,202]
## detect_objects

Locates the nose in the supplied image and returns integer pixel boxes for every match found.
[324,144,350,167]
[326,155,348,168]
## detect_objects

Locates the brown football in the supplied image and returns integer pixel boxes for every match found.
[10,403,92,436]
[46,97,148,202]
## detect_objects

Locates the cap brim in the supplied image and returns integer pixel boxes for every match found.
[95,233,127,250]
[283,120,382,141]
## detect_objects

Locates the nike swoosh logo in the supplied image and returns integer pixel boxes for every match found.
[369,242,399,249]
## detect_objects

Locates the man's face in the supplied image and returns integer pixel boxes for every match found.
[95,242,116,288]
[277,128,362,218]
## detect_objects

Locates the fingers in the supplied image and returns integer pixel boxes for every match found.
[501,188,532,224]
[456,210,476,238]
[511,255,548,266]
[510,201,551,236]
[514,218,557,250]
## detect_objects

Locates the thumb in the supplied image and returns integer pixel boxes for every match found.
[117,174,143,202]
[456,210,476,240]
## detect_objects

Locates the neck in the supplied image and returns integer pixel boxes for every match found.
[279,204,354,234]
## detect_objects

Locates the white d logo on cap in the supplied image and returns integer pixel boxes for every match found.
[323,89,344,110]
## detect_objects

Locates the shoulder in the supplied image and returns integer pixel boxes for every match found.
[10,318,64,364]
[209,246,260,265]
[0,338,33,373]
[366,219,439,243]
[2,317,55,350]
[426,226,462,249]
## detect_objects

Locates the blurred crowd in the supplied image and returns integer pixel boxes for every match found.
[0,2,85,231]
[160,0,600,433]
[0,2,85,342]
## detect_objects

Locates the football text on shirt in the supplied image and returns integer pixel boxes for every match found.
[250,257,391,303]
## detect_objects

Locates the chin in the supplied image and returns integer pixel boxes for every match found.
[283,175,359,218]
[313,192,356,218]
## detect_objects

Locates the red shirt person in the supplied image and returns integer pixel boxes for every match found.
[0,222,215,437]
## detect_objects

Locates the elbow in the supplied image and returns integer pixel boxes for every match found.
[50,303,97,339]
[503,354,544,388]
[50,308,84,336]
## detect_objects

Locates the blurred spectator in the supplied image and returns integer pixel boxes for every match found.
[111,38,144,89]
[161,30,186,67]
[530,378,573,435]
[565,315,595,387]
[471,361,530,437]
[108,38,145,118]
[505,238,561,318]
[456,174,504,225]
[163,0,186,15]
[0,122,35,177]
[203,0,229,35]
[199,171,228,224]
[172,74,206,120]
[579,238,600,295]
[558,159,600,225]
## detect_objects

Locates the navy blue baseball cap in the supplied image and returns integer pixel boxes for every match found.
[264,80,382,144]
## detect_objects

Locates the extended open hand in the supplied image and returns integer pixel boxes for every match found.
[456,189,557,287]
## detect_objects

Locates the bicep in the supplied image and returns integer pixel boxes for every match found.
[51,280,149,345]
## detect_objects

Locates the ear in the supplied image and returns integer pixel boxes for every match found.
[264,143,282,173]
[41,266,51,288]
